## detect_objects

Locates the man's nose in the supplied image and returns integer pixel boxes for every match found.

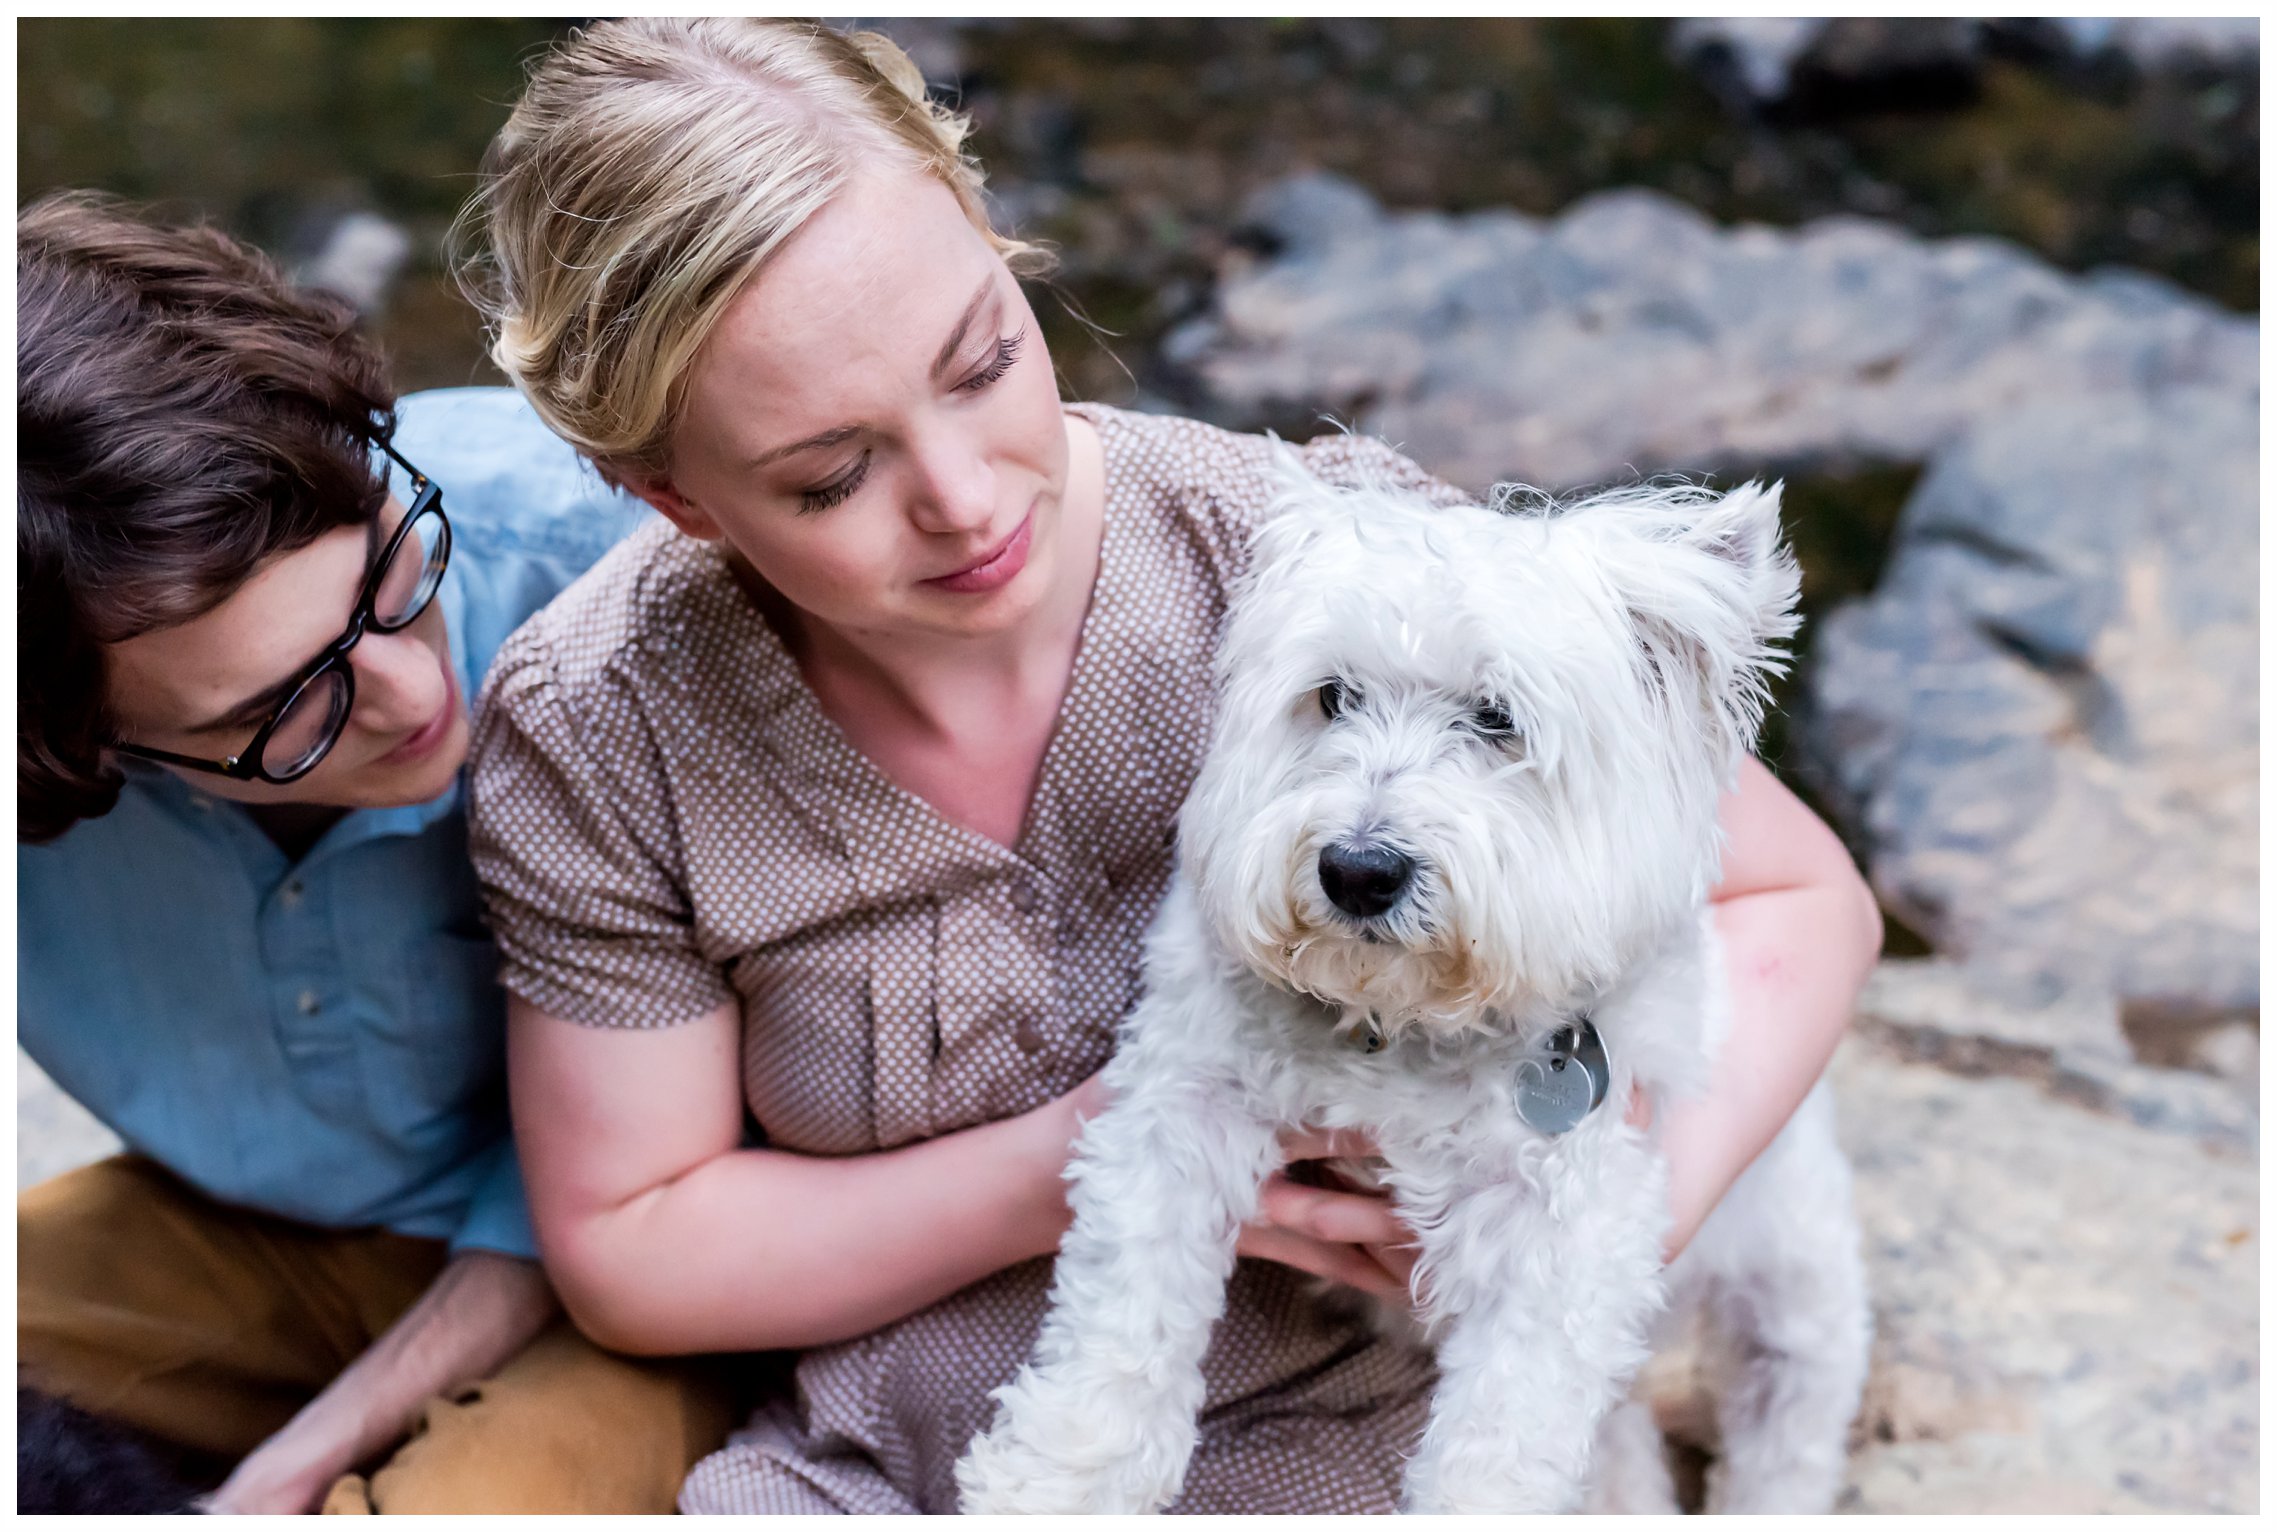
[346,630,449,732]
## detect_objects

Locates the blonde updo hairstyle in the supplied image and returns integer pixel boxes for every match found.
[454,17,1052,488]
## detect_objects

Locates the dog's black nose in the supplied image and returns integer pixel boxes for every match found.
[1317,842,1415,919]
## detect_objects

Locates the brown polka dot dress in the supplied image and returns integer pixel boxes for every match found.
[467,403,1475,1513]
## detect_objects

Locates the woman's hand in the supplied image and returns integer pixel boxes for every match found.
[1241,1127,1419,1304]
[1042,1075,1419,1305]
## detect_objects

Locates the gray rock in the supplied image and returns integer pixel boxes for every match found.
[17,1050,120,1189]
[1828,1029,2257,1512]
[1805,392,2257,1018]
[1670,18,1984,112]
[2051,17,2261,71]
[1674,17,2258,108]
[1668,18,1823,106]
[1172,176,2257,1029]
[294,210,411,316]
[1851,961,2256,1153]
[1640,1017,2257,1512]
[1181,181,2255,491]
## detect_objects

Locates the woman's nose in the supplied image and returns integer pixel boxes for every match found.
[904,426,996,536]
[346,629,450,734]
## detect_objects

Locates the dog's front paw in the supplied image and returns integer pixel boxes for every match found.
[956,1377,1196,1514]
[1401,1452,1582,1516]
[956,1421,1096,1515]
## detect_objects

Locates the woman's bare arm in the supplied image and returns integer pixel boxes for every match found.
[508,994,1093,1354]
[1656,755,1883,1258]
[510,996,1418,1354]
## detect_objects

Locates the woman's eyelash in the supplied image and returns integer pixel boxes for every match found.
[798,449,870,515]
[792,330,1024,511]
[956,327,1025,392]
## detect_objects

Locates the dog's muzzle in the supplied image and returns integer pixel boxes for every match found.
[1317,841,1415,919]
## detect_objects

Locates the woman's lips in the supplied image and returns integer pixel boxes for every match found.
[377,665,459,766]
[923,509,1034,595]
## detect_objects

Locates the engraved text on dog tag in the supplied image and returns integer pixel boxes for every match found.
[1512,1020,1609,1137]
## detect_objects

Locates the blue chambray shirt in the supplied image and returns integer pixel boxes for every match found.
[17,388,649,1259]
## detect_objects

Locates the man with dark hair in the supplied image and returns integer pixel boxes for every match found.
[15,193,734,1512]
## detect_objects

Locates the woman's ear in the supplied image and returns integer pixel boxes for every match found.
[622,473,724,542]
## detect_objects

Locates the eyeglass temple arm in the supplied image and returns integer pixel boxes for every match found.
[111,740,245,775]
[376,433,429,489]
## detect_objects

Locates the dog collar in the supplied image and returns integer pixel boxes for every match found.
[1512,1017,1610,1136]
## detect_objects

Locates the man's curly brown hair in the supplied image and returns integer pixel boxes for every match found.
[17,192,399,841]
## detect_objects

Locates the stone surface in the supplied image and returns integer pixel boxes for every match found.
[1172,175,2257,1025]
[293,209,411,315]
[1636,998,2256,1512]
[1851,961,2257,1154]
[1805,390,2258,1016]
[1823,1027,2257,1513]
[18,1050,121,1189]
[1672,17,2260,108]
[1179,177,2254,494]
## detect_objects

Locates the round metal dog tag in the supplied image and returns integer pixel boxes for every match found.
[1513,1021,1609,1137]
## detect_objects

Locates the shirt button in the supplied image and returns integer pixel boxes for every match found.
[278,880,305,911]
[1015,1015,1047,1054]
[296,989,323,1017]
[1008,881,1041,916]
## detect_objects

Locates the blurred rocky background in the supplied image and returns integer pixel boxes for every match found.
[17,16,2257,1513]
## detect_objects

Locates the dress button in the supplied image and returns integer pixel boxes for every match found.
[278,880,305,911]
[1008,881,1040,916]
[1014,1015,1046,1054]
[296,989,322,1017]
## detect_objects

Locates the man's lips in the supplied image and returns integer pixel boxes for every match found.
[923,509,1035,594]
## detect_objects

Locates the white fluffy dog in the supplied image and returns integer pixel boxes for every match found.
[956,462,1871,1514]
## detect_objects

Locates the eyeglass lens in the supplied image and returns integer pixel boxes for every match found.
[372,503,448,629]
[260,668,353,779]
[256,502,446,780]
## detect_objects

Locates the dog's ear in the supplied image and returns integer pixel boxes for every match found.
[1620,481,1801,766]
[1687,479,1784,574]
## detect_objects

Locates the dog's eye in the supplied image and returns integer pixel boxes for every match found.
[1318,679,1356,720]
[1468,702,1517,739]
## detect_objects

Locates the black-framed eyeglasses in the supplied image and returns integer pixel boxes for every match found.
[113,440,454,785]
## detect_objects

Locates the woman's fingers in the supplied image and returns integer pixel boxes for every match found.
[1254,1172,1410,1249]
[1235,1222,1409,1303]
[1275,1124,1380,1163]
[1361,1239,1420,1288]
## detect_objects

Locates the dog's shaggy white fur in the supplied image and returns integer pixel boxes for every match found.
[956,462,1871,1514]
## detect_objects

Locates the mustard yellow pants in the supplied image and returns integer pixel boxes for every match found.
[18,1156,738,1513]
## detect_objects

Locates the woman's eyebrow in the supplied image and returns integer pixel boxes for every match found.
[744,274,1001,471]
[929,273,1000,382]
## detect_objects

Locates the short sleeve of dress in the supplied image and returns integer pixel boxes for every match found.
[1294,429,1475,511]
[1078,407,1480,612]
[467,625,734,1030]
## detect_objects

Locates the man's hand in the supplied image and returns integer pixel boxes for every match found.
[201,1252,558,1515]
[202,1409,366,1516]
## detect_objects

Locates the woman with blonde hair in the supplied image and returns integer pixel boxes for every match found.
[459,18,1882,1512]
